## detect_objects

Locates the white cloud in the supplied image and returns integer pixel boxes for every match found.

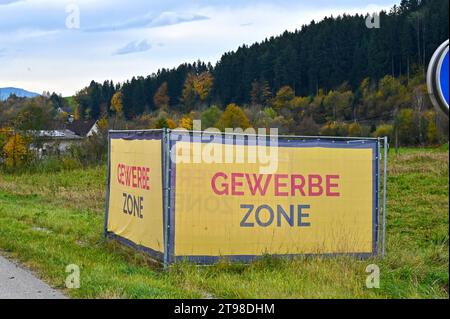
[114,40,152,55]
[0,0,22,5]
[84,11,209,32]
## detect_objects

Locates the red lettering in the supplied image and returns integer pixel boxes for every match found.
[274,174,289,196]
[308,175,323,196]
[291,175,306,196]
[116,163,151,191]
[231,173,245,196]
[132,166,137,188]
[210,172,340,197]
[211,172,228,195]
[117,164,123,185]
[145,168,150,190]
[245,174,272,196]
[326,175,340,196]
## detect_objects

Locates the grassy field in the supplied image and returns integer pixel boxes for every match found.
[0,146,448,299]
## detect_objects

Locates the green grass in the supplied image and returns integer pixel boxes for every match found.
[0,147,448,299]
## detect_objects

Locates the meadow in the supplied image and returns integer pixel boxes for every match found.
[0,146,448,299]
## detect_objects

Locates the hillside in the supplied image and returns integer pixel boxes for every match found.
[0,87,39,101]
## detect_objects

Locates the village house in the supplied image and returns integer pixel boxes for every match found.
[30,119,99,156]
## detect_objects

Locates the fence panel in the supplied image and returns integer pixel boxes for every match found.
[168,133,379,263]
[105,130,165,261]
[105,130,384,265]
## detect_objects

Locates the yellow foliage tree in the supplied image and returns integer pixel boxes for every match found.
[348,122,362,137]
[3,133,28,169]
[273,86,295,110]
[194,72,214,102]
[154,117,177,129]
[111,91,124,116]
[182,72,214,110]
[97,117,109,130]
[166,119,177,129]
[179,117,193,130]
[215,104,251,130]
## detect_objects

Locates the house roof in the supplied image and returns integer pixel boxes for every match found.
[65,119,97,137]
[34,129,83,140]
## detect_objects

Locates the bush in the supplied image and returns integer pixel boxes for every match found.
[348,122,362,137]
[61,157,82,170]
[215,104,251,130]
[373,124,394,140]
[320,122,349,137]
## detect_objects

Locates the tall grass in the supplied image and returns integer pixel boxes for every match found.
[0,147,448,298]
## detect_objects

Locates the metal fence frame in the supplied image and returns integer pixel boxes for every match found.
[105,129,388,267]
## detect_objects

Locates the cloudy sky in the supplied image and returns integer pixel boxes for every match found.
[0,0,396,96]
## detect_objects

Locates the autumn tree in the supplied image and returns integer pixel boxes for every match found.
[181,74,197,111]
[215,104,251,130]
[373,124,394,140]
[179,117,193,130]
[182,72,214,111]
[3,133,28,169]
[323,90,354,121]
[273,86,295,111]
[154,117,176,129]
[154,82,170,110]
[194,72,214,103]
[110,91,124,129]
[111,91,124,116]
[348,122,362,137]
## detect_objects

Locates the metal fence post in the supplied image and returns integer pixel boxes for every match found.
[104,131,111,239]
[376,138,381,255]
[382,136,388,257]
[163,128,171,268]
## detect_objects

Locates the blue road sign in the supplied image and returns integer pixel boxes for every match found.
[439,50,449,107]
[427,40,449,117]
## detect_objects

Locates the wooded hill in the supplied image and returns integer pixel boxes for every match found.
[65,0,449,119]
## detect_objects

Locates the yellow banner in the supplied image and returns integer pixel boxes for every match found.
[174,143,374,256]
[107,139,164,253]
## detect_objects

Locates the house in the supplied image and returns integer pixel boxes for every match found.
[30,119,99,156]
[66,119,99,138]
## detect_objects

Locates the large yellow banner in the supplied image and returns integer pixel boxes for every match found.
[174,143,374,257]
[107,138,164,253]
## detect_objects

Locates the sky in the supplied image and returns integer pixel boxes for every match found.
[0,0,397,96]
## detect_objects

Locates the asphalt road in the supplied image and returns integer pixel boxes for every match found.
[0,255,66,299]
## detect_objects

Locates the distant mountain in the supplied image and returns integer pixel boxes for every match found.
[0,87,39,101]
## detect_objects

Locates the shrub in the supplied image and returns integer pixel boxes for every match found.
[373,124,394,140]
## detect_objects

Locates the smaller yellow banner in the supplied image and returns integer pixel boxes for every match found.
[107,138,164,253]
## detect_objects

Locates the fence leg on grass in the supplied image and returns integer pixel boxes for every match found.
[382,136,388,257]
[377,138,381,255]
[163,128,171,268]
